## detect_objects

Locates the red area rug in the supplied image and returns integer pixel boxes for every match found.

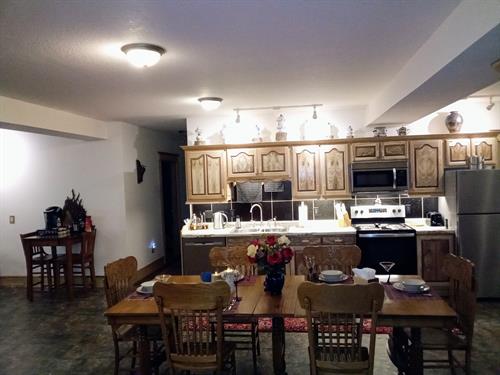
[225,318,392,334]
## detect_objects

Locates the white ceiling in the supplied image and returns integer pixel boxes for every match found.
[0,0,463,130]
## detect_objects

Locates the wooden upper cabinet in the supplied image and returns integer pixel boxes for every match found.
[320,144,350,197]
[471,137,498,166]
[351,142,379,161]
[185,150,227,202]
[257,146,291,178]
[292,146,321,198]
[381,141,408,160]
[409,139,444,194]
[227,146,290,180]
[227,148,258,179]
[445,138,470,167]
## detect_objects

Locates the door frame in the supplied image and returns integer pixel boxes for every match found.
[158,152,181,264]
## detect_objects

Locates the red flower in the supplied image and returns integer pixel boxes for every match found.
[267,251,283,265]
[266,235,277,246]
[251,239,259,246]
[282,247,294,262]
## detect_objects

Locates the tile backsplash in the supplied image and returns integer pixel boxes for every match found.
[189,181,439,221]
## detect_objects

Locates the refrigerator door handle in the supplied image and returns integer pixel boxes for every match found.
[393,168,396,189]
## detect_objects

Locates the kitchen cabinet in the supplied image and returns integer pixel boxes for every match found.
[381,141,408,160]
[351,142,379,161]
[471,137,498,166]
[409,139,444,194]
[445,138,471,167]
[185,150,227,202]
[227,148,258,179]
[292,146,321,198]
[417,234,454,283]
[227,146,290,180]
[320,144,350,197]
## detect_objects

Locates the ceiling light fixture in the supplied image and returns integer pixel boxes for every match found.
[121,43,166,68]
[233,103,322,123]
[486,96,495,111]
[198,97,223,111]
[312,105,318,119]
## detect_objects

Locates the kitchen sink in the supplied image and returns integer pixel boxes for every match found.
[231,226,287,234]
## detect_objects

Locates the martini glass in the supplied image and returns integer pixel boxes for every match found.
[379,261,395,284]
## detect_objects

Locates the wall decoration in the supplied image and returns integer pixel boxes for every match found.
[136,159,146,184]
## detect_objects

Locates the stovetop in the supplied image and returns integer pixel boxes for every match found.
[354,222,414,232]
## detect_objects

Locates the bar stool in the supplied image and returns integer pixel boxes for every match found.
[20,232,65,301]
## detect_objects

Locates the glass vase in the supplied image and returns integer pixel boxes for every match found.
[264,269,285,295]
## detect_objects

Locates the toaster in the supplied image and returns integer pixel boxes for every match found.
[427,211,444,226]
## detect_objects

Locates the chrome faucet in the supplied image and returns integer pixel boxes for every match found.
[250,203,263,224]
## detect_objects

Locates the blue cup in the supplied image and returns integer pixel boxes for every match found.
[200,271,212,283]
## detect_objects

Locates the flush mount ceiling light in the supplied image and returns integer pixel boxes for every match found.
[121,43,166,68]
[198,97,223,111]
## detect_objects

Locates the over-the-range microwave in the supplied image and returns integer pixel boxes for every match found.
[350,160,409,193]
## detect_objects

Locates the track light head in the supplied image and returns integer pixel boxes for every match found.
[312,106,318,120]
[235,110,241,123]
[486,96,495,111]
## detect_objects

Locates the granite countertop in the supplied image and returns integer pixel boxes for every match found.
[181,220,356,238]
[181,219,455,238]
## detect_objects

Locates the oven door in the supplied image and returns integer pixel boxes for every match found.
[351,162,408,193]
[356,231,417,275]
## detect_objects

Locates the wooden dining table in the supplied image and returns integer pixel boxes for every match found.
[104,274,456,375]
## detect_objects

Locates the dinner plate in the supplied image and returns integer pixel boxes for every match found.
[136,286,152,295]
[318,274,349,283]
[392,282,430,294]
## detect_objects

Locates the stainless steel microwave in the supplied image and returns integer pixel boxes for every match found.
[351,160,409,193]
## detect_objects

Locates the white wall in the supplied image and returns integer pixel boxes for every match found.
[186,98,500,144]
[0,120,185,276]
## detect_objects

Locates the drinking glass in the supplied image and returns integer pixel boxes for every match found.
[379,261,395,284]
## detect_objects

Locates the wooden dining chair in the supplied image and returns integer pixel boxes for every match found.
[104,256,163,375]
[20,232,65,301]
[72,228,97,289]
[154,280,236,374]
[298,282,385,375]
[409,254,476,374]
[209,246,260,373]
[303,245,362,277]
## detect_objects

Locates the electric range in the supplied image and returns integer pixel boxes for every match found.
[350,204,417,275]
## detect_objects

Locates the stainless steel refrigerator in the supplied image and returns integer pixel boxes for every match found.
[439,169,500,298]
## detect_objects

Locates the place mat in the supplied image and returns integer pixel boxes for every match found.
[237,275,258,286]
[127,291,153,300]
[383,283,440,301]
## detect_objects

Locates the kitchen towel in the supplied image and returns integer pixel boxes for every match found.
[236,181,262,203]
[263,181,285,193]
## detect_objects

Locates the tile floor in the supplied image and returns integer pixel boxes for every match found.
[0,287,499,374]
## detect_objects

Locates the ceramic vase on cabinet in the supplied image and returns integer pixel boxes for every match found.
[445,111,463,133]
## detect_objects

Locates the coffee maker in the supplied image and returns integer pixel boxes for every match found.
[44,206,62,229]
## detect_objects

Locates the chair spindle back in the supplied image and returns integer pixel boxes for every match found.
[103,256,137,307]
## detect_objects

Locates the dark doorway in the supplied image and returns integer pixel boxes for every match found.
[159,152,181,272]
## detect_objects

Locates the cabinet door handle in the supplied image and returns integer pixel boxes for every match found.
[302,240,310,243]
[333,238,343,243]
[184,241,225,247]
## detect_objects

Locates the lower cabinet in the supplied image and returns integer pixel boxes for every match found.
[417,233,455,294]
[181,237,226,275]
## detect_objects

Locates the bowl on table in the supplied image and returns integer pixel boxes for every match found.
[402,279,426,292]
[320,270,344,282]
[140,280,157,294]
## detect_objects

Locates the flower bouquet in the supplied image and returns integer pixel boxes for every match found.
[247,235,294,295]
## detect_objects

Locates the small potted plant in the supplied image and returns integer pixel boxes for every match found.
[247,235,294,295]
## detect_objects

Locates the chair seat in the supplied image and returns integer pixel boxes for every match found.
[315,346,369,373]
[32,254,65,264]
[171,341,236,370]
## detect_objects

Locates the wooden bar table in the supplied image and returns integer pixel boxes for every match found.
[23,233,82,300]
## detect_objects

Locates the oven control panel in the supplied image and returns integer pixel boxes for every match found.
[350,205,405,219]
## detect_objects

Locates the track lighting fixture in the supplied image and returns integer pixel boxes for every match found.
[312,105,318,119]
[235,109,241,123]
[233,103,322,124]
